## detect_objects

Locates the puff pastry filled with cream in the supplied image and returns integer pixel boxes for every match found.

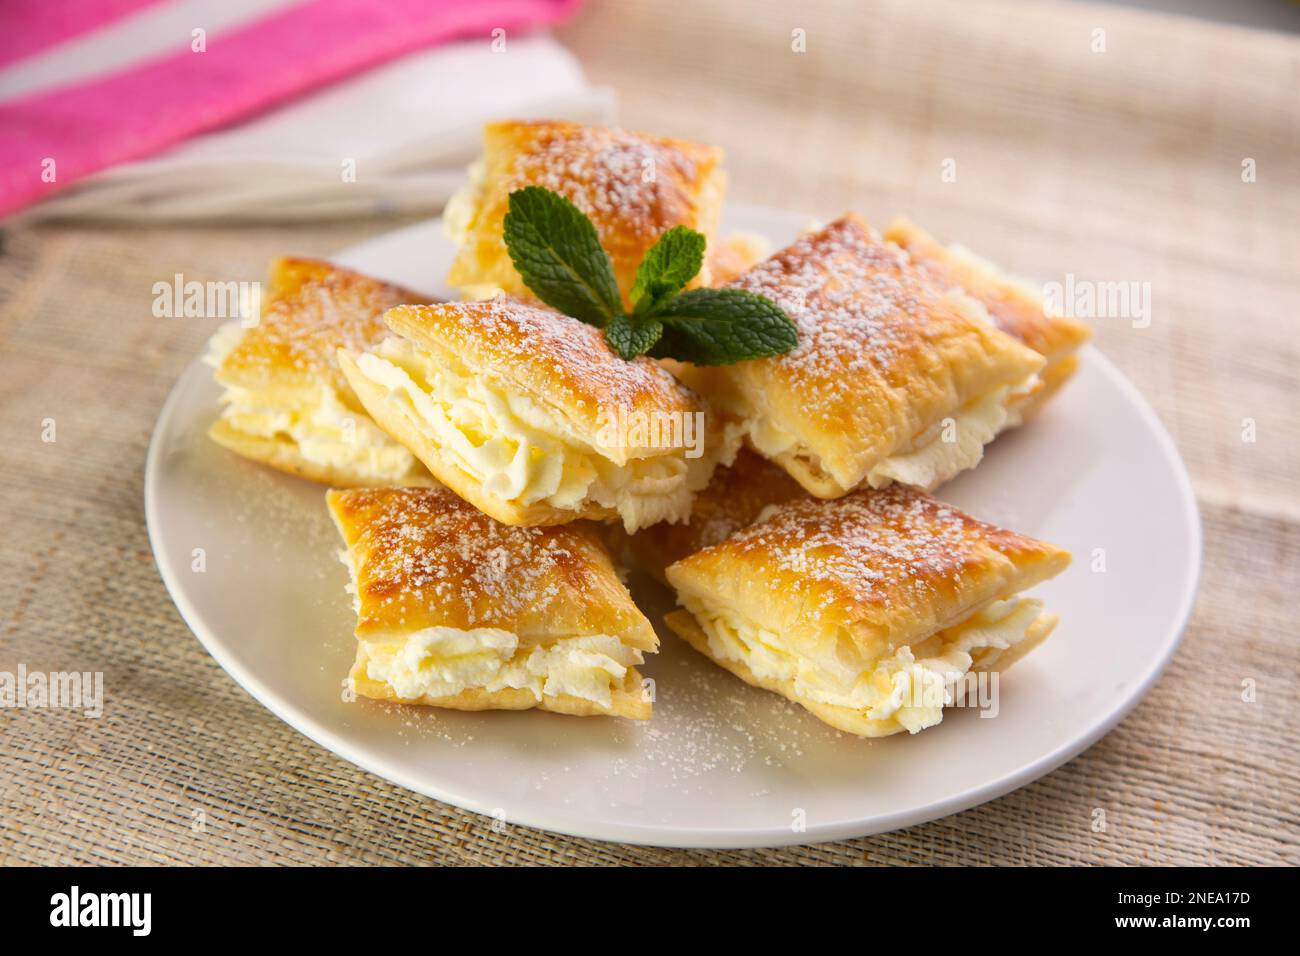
[205,258,434,487]
[329,486,658,718]
[675,215,1046,498]
[338,298,740,530]
[884,217,1091,422]
[664,486,1070,736]
[445,119,726,305]
[626,449,804,583]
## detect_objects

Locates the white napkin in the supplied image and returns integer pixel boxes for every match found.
[16,33,613,223]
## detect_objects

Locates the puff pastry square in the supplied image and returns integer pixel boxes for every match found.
[206,258,435,487]
[678,215,1046,498]
[338,298,739,531]
[885,217,1091,421]
[665,486,1070,736]
[626,449,804,583]
[328,486,658,719]
[705,232,771,287]
[444,120,726,305]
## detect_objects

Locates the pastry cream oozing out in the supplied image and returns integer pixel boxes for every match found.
[217,386,418,480]
[864,386,1012,490]
[683,596,1046,733]
[204,324,419,481]
[443,162,504,300]
[748,378,1036,492]
[361,627,643,709]
[353,337,711,530]
[442,161,483,248]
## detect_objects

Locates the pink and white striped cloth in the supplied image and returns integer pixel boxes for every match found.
[0,0,590,220]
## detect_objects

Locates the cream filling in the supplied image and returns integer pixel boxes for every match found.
[748,415,800,459]
[748,378,1035,492]
[354,337,704,530]
[443,161,504,300]
[218,384,419,481]
[443,160,484,247]
[362,627,643,709]
[456,282,507,301]
[686,596,1044,734]
[865,386,1012,490]
[205,324,419,481]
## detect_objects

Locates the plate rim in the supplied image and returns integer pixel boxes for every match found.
[144,207,1202,849]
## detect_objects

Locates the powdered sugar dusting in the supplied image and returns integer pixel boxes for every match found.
[221,263,426,396]
[885,218,1079,359]
[507,122,710,240]
[335,486,594,629]
[727,216,958,420]
[392,297,700,422]
[716,486,1014,615]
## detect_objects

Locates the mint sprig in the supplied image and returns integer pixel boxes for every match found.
[629,225,704,317]
[502,185,622,328]
[605,313,664,358]
[502,187,797,364]
[648,288,798,365]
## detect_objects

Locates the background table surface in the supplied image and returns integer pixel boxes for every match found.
[1,0,1297,865]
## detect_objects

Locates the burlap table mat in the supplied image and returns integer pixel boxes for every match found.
[1,0,1297,865]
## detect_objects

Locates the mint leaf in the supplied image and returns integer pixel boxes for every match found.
[648,288,798,365]
[498,187,797,365]
[604,313,663,360]
[629,226,706,317]
[503,186,621,327]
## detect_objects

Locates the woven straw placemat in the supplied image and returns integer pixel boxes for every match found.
[1,0,1297,865]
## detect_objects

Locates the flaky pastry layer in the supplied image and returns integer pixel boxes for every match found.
[328,487,658,718]
[884,217,1091,420]
[206,257,432,487]
[339,298,738,529]
[678,216,1046,498]
[445,120,726,306]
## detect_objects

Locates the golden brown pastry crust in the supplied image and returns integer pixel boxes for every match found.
[884,216,1091,415]
[208,257,434,487]
[339,298,737,527]
[1013,353,1079,420]
[328,486,658,647]
[665,485,1070,663]
[328,486,658,719]
[446,120,725,305]
[705,232,770,286]
[691,215,1046,497]
[215,258,426,399]
[627,449,804,582]
[382,299,705,461]
[261,256,342,306]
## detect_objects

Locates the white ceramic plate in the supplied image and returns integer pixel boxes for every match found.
[145,205,1201,848]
